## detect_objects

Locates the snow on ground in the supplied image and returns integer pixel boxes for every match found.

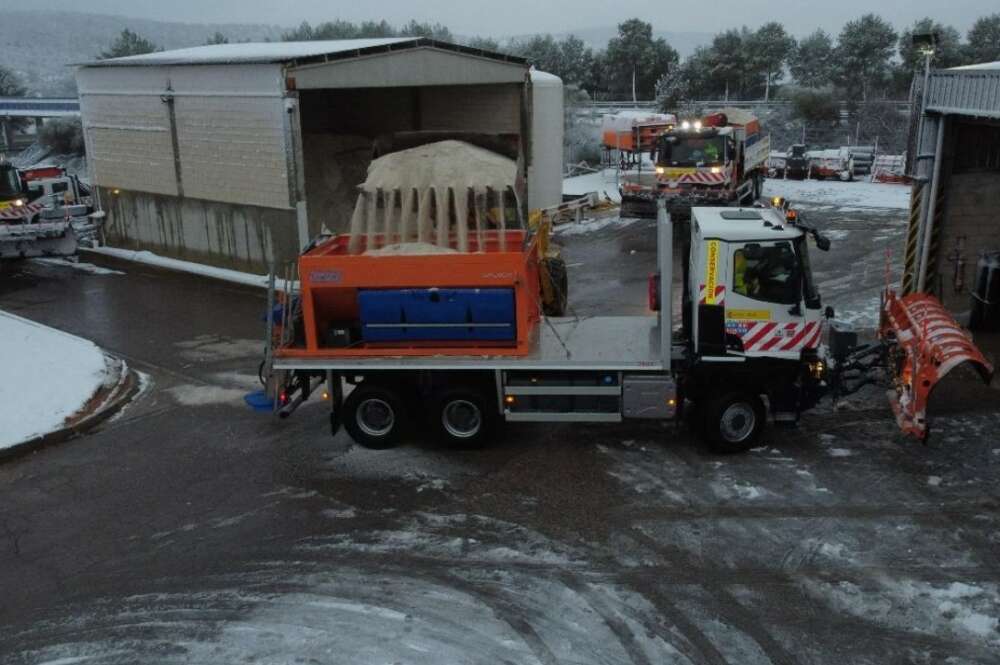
[763,178,909,210]
[804,578,1000,645]
[0,310,108,449]
[563,169,623,203]
[33,258,125,276]
[85,247,271,288]
[555,216,640,236]
[564,170,910,211]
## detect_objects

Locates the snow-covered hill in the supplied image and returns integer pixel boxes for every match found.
[1,11,282,95]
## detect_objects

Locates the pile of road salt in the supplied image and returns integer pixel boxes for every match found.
[349,140,517,254]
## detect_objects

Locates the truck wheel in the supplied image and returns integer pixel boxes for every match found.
[343,383,409,449]
[702,392,765,453]
[432,387,498,448]
[541,257,569,317]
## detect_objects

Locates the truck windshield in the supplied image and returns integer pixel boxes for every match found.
[0,165,21,198]
[658,136,726,166]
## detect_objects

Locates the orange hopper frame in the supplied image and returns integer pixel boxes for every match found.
[275,229,541,358]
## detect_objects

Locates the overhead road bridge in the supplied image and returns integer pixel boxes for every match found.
[0,97,80,151]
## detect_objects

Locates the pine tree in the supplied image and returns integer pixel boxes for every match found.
[791,30,835,88]
[966,14,1000,64]
[834,14,897,101]
[748,22,795,101]
[604,19,678,100]
[99,29,159,59]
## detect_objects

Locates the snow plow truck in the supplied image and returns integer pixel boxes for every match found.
[257,189,992,453]
[620,109,770,219]
[0,160,96,260]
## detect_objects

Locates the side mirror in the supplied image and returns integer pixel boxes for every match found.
[825,305,835,319]
[814,234,831,251]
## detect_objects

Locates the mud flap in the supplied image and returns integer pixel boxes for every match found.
[880,291,994,439]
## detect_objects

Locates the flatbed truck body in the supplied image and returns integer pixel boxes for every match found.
[268,199,833,452]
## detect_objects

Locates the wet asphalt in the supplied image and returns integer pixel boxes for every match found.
[1,205,999,664]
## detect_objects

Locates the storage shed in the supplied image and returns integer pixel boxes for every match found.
[75,39,562,271]
[905,61,1000,313]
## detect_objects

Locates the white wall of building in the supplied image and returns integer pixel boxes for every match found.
[77,64,293,210]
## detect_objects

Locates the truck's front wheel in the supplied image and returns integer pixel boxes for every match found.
[343,383,409,449]
[702,392,765,453]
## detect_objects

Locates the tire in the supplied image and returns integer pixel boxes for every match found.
[541,257,569,317]
[701,392,765,453]
[343,383,410,449]
[431,386,498,448]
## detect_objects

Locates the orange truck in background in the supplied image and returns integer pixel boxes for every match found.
[620,109,770,219]
[601,111,677,170]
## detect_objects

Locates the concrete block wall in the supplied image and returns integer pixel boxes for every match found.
[938,170,1000,311]
[100,188,300,273]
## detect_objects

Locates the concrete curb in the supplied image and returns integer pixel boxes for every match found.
[0,357,142,463]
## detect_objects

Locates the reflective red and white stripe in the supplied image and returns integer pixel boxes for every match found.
[698,283,726,305]
[0,202,44,220]
[740,320,823,353]
[677,171,727,185]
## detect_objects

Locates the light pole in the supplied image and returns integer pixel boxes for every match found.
[911,31,939,293]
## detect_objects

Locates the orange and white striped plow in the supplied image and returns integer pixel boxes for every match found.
[880,290,994,439]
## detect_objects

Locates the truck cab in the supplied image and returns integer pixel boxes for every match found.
[620,110,769,219]
[678,204,829,433]
[0,162,27,210]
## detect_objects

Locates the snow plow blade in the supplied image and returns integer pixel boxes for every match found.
[619,195,658,219]
[880,290,994,440]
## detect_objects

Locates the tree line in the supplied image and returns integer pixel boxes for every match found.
[2,13,998,106]
[272,14,1000,104]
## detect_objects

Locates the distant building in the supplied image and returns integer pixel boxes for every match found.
[75,39,562,272]
[906,61,1000,312]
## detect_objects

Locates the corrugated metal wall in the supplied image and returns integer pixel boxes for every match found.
[925,69,1000,119]
[77,64,293,210]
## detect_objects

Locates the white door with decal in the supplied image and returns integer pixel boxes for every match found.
[725,241,821,357]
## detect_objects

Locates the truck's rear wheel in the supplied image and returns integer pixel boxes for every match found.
[432,387,497,448]
[702,392,765,453]
[343,383,409,449]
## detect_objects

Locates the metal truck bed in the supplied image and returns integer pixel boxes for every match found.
[272,315,665,372]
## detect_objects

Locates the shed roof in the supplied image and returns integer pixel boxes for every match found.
[925,63,1000,120]
[78,38,527,68]
[949,61,1000,71]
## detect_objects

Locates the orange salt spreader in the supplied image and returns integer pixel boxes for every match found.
[274,228,541,359]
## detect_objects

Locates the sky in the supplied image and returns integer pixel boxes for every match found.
[8,0,998,36]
